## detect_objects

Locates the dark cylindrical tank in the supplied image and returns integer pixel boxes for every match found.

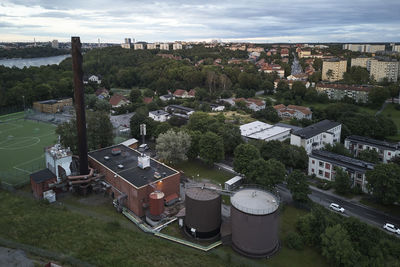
[230,188,280,258]
[149,191,165,216]
[185,183,221,238]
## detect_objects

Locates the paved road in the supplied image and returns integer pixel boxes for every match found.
[215,162,400,231]
[291,53,302,75]
[277,184,400,229]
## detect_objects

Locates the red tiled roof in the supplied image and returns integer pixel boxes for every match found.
[273,104,286,110]
[143,97,153,104]
[109,94,128,106]
[95,88,108,96]
[188,89,196,96]
[173,89,186,96]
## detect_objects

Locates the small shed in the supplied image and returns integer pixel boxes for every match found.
[224,176,243,191]
[30,169,57,199]
[121,138,139,149]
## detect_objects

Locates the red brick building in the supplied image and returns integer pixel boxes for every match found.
[30,169,57,199]
[88,145,180,217]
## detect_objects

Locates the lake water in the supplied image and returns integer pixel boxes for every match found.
[0,54,70,68]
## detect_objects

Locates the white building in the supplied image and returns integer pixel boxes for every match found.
[88,75,101,84]
[173,43,183,50]
[210,104,225,112]
[160,43,169,50]
[149,110,171,122]
[344,135,400,163]
[290,120,341,154]
[134,43,144,50]
[45,143,72,182]
[147,43,157,49]
[51,40,59,49]
[240,121,291,142]
[308,150,375,193]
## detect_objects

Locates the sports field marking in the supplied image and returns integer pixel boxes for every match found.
[12,155,46,175]
[0,137,40,150]
[0,122,23,134]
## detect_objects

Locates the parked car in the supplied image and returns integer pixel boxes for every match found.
[329,203,345,213]
[383,223,400,234]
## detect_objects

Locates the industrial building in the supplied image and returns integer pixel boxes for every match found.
[33,98,73,113]
[230,187,280,258]
[344,135,400,163]
[88,144,180,217]
[240,121,291,142]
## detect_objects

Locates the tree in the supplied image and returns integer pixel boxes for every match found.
[214,124,243,154]
[156,129,191,163]
[56,119,78,154]
[326,69,333,81]
[186,130,202,160]
[292,81,307,99]
[130,112,157,139]
[246,158,285,188]
[321,224,360,267]
[187,112,215,132]
[324,143,353,157]
[252,106,280,123]
[357,149,380,164]
[129,88,142,103]
[368,87,389,107]
[233,143,260,175]
[287,170,311,203]
[366,163,400,205]
[333,167,352,195]
[199,131,224,165]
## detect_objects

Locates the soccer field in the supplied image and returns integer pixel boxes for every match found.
[0,112,57,186]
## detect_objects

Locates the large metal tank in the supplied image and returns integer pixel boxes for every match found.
[231,187,280,258]
[185,183,221,238]
[149,191,165,217]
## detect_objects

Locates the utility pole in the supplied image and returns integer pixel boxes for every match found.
[140,123,146,145]
[71,37,89,175]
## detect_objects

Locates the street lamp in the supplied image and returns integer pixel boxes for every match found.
[22,95,25,111]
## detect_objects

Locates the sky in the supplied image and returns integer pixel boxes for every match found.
[1,0,400,43]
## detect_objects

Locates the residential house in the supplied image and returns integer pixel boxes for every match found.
[290,120,342,154]
[149,110,170,122]
[95,88,109,100]
[280,48,289,57]
[287,73,308,81]
[315,83,371,103]
[173,89,195,98]
[234,98,266,111]
[84,74,102,84]
[260,64,285,78]
[247,47,264,53]
[160,94,175,102]
[143,97,153,104]
[240,121,291,142]
[210,104,225,112]
[344,135,400,163]
[308,150,375,193]
[165,105,194,119]
[273,104,312,120]
[109,94,130,108]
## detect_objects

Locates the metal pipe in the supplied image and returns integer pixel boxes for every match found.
[71,37,89,175]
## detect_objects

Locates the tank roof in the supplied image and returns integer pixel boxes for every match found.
[231,188,279,215]
[186,183,220,201]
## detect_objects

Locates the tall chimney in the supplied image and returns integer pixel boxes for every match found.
[71,37,89,175]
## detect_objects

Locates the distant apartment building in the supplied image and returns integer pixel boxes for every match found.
[121,38,132,49]
[369,58,399,82]
[351,57,372,70]
[273,104,312,120]
[147,43,156,49]
[344,135,400,163]
[290,120,342,154]
[134,43,144,50]
[343,44,385,53]
[315,83,371,103]
[308,150,374,193]
[240,121,291,142]
[298,50,311,58]
[51,40,59,49]
[322,59,347,81]
[160,43,169,50]
[280,48,289,57]
[172,43,183,50]
[392,45,400,53]
[247,47,264,53]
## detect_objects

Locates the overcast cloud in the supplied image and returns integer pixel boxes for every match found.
[1,0,399,43]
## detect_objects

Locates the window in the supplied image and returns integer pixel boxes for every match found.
[325,163,331,169]
[358,144,363,149]
[325,172,330,179]
[388,152,391,156]
[312,168,315,173]
[318,170,323,175]
[319,162,323,167]
[312,160,315,164]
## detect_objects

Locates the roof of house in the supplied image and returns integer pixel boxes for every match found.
[143,97,153,104]
[150,110,170,116]
[240,121,291,140]
[109,94,128,106]
[310,150,375,173]
[274,104,312,115]
[95,88,109,96]
[293,119,341,139]
[166,105,194,113]
[30,168,56,184]
[173,89,186,96]
[345,135,400,151]
[188,89,196,97]
[88,144,178,188]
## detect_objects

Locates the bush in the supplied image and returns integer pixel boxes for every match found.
[284,231,304,250]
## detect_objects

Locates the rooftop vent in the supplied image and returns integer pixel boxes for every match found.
[138,154,150,169]
[112,148,122,156]
[104,156,110,160]
[118,164,124,169]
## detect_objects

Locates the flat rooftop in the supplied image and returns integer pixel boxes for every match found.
[346,135,399,151]
[231,188,279,215]
[310,150,375,172]
[240,121,290,140]
[88,144,178,188]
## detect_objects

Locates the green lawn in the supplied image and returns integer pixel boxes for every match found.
[0,112,57,186]
[0,190,328,267]
[172,159,235,185]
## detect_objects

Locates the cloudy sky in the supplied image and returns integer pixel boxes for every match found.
[1,0,400,43]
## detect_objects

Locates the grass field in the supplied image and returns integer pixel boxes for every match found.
[0,112,57,186]
[381,103,400,141]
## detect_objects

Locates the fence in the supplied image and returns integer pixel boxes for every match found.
[0,162,45,190]
[24,108,73,125]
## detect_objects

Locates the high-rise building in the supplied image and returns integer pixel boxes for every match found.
[369,59,399,82]
[51,40,59,49]
[351,57,372,70]
[147,43,156,49]
[392,45,400,53]
[160,43,169,50]
[343,44,385,53]
[172,43,182,50]
[134,43,144,50]
[322,59,347,81]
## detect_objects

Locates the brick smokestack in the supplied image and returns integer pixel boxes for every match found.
[71,37,89,175]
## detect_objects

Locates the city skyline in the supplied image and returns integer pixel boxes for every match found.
[1,0,400,43]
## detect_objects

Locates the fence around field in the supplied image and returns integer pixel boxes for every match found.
[0,162,45,190]
[24,108,73,125]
